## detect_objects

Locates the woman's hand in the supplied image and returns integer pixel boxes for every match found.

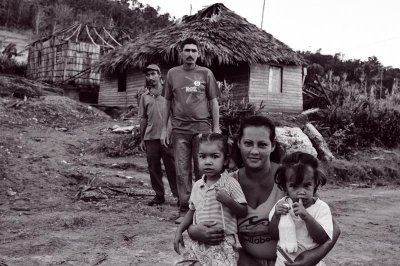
[173,232,184,254]
[187,221,225,245]
[284,217,341,266]
[284,249,321,266]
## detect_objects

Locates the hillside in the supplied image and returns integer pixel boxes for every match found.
[0,0,172,40]
[0,30,32,62]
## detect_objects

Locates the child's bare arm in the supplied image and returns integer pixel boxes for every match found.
[269,213,280,240]
[215,187,247,217]
[174,210,195,254]
[303,214,329,244]
[176,209,195,235]
[287,219,340,266]
[269,201,289,240]
[292,202,329,244]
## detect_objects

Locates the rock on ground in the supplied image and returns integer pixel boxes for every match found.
[276,126,318,157]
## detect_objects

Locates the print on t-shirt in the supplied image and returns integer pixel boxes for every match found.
[183,75,206,104]
[238,216,272,244]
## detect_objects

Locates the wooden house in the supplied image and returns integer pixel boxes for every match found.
[98,3,306,112]
[26,24,132,102]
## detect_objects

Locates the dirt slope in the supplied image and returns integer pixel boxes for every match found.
[0,94,399,266]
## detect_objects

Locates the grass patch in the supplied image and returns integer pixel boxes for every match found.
[325,147,400,185]
[90,134,142,157]
[62,216,95,229]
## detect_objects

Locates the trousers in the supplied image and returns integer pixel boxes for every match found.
[171,132,201,213]
[145,139,178,197]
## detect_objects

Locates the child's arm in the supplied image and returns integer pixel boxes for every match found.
[269,212,280,240]
[286,218,340,266]
[292,201,329,245]
[174,210,195,254]
[269,200,289,240]
[215,186,247,217]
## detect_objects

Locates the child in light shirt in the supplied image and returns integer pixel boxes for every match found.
[174,133,247,266]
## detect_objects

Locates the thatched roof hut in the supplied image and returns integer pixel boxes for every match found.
[26,23,133,103]
[98,3,306,113]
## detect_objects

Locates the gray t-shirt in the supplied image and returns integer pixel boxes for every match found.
[138,91,166,140]
[164,65,220,134]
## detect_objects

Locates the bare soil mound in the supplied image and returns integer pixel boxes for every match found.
[0,74,64,98]
[1,95,109,130]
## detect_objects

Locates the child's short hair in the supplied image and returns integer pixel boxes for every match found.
[198,133,229,159]
[275,152,327,194]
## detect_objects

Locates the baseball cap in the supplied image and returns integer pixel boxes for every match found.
[143,64,160,73]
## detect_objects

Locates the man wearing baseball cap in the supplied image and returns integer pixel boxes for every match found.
[138,64,178,206]
[136,64,161,105]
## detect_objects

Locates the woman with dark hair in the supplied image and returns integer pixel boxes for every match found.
[188,115,340,266]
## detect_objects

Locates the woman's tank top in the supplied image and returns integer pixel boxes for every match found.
[231,170,285,260]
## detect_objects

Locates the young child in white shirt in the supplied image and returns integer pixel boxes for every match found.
[269,152,333,266]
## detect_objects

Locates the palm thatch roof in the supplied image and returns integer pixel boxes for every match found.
[98,3,305,73]
[29,23,134,48]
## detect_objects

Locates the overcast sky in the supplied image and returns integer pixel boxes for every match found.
[138,0,400,68]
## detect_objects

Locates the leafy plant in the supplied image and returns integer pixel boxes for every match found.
[308,75,400,156]
[218,81,264,138]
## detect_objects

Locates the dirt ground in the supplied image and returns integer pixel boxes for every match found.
[1,95,399,266]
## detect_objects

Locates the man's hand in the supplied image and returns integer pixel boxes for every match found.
[213,126,222,134]
[173,232,185,254]
[139,140,146,152]
[160,127,169,147]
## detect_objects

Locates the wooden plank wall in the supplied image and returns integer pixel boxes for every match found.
[210,64,249,103]
[99,65,248,108]
[27,37,60,81]
[225,70,249,103]
[64,42,100,86]
[27,38,101,87]
[98,69,144,107]
[249,64,303,113]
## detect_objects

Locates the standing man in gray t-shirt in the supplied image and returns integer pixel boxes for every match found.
[139,64,178,207]
[161,38,221,224]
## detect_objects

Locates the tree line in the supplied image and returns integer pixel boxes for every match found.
[301,50,400,96]
[2,0,399,92]
[0,0,172,36]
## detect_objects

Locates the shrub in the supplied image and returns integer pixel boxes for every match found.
[218,81,264,138]
[92,134,142,157]
[310,93,400,155]
[305,71,400,155]
[0,55,27,76]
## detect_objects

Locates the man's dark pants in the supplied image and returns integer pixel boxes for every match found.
[171,132,201,214]
[145,140,178,198]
